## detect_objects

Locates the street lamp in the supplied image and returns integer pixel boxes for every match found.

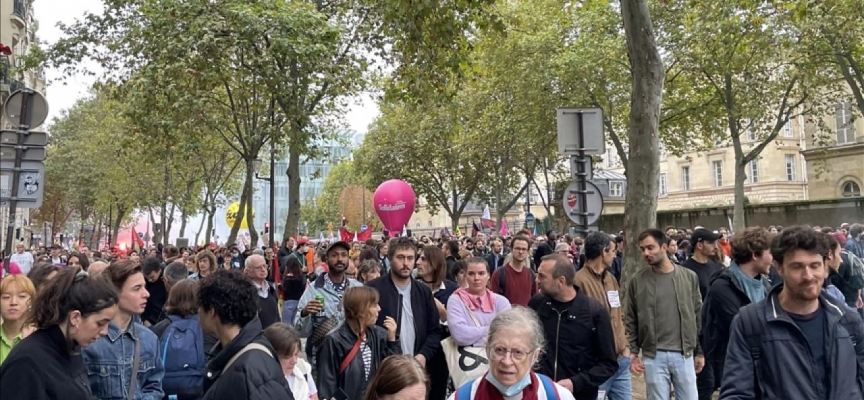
[254,153,276,250]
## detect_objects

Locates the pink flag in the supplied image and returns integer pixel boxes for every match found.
[500,219,510,236]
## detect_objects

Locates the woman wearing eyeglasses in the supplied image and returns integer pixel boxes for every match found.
[448,307,575,400]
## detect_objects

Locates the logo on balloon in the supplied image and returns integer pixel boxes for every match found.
[373,180,416,234]
[225,201,254,229]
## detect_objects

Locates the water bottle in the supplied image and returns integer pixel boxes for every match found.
[168,395,178,400]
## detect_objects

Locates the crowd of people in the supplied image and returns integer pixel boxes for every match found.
[0,222,863,400]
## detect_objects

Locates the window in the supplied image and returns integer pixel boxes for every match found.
[785,154,797,181]
[783,120,793,138]
[610,181,624,197]
[748,161,759,183]
[659,173,668,196]
[744,119,756,141]
[605,147,623,168]
[712,160,724,187]
[836,102,856,144]
[659,143,667,161]
[842,181,862,197]
[681,166,691,191]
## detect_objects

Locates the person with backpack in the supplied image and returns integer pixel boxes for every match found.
[530,254,618,400]
[150,280,210,400]
[198,270,293,400]
[721,226,864,399]
[700,227,774,400]
[828,233,864,312]
[489,236,536,307]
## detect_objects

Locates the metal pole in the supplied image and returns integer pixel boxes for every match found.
[3,90,32,273]
[576,112,589,235]
[269,147,275,249]
[107,203,113,249]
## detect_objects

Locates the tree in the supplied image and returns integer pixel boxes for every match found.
[619,0,665,281]
[675,1,840,231]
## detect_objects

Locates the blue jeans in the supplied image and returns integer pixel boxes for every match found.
[643,351,698,400]
[598,356,632,400]
[282,300,299,326]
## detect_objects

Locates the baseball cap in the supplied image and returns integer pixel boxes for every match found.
[691,228,721,244]
[326,241,351,254]
[297,238,310,246]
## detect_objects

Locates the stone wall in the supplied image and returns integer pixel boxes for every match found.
[588,197,864,233]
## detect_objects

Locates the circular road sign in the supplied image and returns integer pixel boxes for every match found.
[562,181,604,226]
[3,89,49,128]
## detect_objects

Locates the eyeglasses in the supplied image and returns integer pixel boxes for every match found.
[489,346,532,362]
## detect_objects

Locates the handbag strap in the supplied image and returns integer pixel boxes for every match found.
[339,329,366,373]
[127,338,140,400]
[461,297,482,328]
[224,343,273,372]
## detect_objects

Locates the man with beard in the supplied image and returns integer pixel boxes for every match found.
[682,229,725,301]
[484,239,506,274]
[623,229,703,400]
[293,241,363,368]
[366,237,442,395]
[721,226,864,399]
[490,235,537,306]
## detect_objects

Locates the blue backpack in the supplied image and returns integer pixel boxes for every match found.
[455,373,560,399]
[160,315,206,397]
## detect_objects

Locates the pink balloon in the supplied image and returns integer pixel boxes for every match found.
[373,180,416,233]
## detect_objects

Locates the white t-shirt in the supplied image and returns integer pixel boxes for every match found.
[396,281,416,355]
[10,252,34,275]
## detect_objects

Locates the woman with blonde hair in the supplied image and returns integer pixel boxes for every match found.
[317,286,399,400]
[362,354,428,400]
[0,275,37,364]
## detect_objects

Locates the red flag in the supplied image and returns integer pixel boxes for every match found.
[340,226,353,242]
[357,226,372,242]
[131,229,145,253]
[472,221,480,237]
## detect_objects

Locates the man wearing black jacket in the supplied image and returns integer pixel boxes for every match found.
[365,237,442,390]
[198,269,293,400]
[700,227,773,400]
[530,254,618,400]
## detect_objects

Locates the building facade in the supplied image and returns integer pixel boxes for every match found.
[801,101,864,199]
[1,0,46,248]
[251,133,357,237]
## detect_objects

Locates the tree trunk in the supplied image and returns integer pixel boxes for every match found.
[228,161,253,245]
[111,205,126,248]
[283,144,302,240]
[205,208,216,245]
[194,211,206,246]
[179,207,188,239]
[165,203,177,244]
[620,0,665,283]
[732,160,747,232]
[246,175,259,248]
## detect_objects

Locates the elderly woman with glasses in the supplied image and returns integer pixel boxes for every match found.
[448,307,575,400]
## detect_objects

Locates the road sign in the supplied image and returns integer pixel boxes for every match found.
[0,145,46,161]
[0,130,48,146]
[0,160,45,208]
[3,90,49,128]
[361,224,369,231]
[556,108,605,155]
[525,213,535,228]
[562,181,604,226]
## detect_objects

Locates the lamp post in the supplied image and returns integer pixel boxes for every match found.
[254,150,275,250]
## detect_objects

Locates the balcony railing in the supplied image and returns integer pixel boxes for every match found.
[13,0,26,20]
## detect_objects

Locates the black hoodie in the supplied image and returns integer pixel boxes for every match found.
[201,318,293,400]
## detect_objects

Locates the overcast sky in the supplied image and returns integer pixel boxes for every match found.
[33,0,380,134]
[32,0,380,244]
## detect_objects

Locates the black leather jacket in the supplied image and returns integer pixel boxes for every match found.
[316,323,400,400]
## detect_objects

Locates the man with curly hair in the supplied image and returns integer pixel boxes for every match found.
[198,269,293,400]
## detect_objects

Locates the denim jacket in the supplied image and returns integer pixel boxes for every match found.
[83,320,165,400]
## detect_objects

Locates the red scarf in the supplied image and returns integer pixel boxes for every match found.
[473,372,541,400]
